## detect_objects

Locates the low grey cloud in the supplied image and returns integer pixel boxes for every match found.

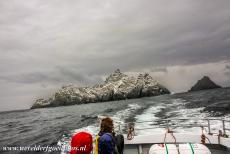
[226,65,230,70]
[150,67,168,73]
[0,0,230,111]
[55,66,103,85]
[0,72,60,84]
[224,65,230,78]
[0,67,103,86]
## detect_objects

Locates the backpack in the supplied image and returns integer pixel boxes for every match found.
[94,134,100,154]
[71,132,93,154]
[114,134,124,154]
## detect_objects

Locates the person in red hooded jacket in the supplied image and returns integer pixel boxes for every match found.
[71,132,93,154]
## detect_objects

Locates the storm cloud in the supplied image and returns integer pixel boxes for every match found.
[0,0,230,111]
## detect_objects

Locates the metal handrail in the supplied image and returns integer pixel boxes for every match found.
[124,118,230,123]
[116,118,230,136]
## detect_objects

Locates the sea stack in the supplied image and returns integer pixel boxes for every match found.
[189,76,222,92]
[31,69,170,109]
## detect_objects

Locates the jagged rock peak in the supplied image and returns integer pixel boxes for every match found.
[105,69,127,83]
[189,76,222,91]
[143,73,153,80]
[31,69,170,109]
[144,73,150,77]
[114,69,121,74]
[138,73,151,79]
[137,73,157,83]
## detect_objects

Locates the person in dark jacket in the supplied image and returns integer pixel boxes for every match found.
[98,117,124,154]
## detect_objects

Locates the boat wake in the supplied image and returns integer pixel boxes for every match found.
[134,98,230,135]
[58,98,230,153]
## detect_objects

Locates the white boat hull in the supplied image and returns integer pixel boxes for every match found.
[149,143,211,154]
[124,133,230,154]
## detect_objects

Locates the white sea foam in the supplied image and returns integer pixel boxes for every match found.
[133,99,230,135]
[134,105,166,135]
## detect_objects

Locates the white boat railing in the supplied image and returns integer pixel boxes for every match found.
[117,118,230,137]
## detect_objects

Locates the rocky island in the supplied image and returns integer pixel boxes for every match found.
[31,69,170,109]
[189,76,222,92]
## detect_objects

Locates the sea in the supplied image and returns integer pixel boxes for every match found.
[0,88,230,154]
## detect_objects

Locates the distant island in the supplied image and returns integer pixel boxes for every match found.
[189,76,222,92]
[31,69,170,109]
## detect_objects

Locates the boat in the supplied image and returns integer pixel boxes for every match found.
[123,118,230,154]
[59,118,230,154]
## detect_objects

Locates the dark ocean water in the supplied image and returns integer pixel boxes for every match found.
[0,88,230,154]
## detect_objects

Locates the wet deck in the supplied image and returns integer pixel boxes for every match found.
[124,144,230,154]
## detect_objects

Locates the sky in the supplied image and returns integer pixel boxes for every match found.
[0,0,230,111]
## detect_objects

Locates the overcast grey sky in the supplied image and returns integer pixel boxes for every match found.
[0,0,230,111]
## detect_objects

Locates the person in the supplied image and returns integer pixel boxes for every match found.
[71,131,93,154]
[114,133,124,154]
[95,117,124,154]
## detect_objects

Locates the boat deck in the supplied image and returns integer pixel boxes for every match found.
[123,133,230,154]
[124,144,230,154]
[120,118,230,153]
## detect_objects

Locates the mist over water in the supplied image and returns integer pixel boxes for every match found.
[0,88,230,154]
